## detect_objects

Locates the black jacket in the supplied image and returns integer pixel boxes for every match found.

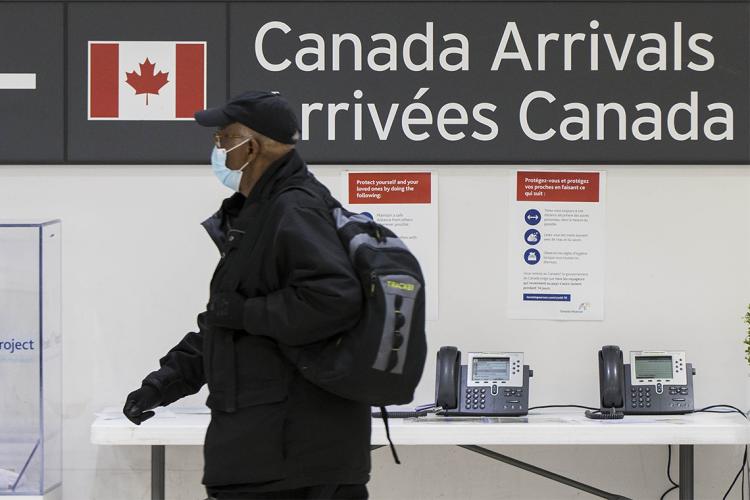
[142,149,371,492]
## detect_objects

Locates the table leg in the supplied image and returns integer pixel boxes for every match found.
[459,445,631,500]
[151,445,166,500]
[679,445,694,500]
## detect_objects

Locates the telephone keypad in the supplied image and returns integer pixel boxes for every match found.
[617,360,695,416]
[463,386,523,412]
[451,362,530,417]
[630,386,653,408]
[625,376,693,414]
[465,387,488,409]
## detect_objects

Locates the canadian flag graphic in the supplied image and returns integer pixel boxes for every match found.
[88,41,206,120]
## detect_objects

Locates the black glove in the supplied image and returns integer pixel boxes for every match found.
[123,384,162,425]
[206,291,246,330]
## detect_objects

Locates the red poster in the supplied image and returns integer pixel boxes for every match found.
[516,171,600,202]
[348,172,431,204]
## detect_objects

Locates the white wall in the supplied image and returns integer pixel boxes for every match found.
[0,163,748,500]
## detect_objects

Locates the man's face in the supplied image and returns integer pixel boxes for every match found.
[214,122,253,170]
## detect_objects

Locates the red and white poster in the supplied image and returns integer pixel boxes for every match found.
[342,171,439,320]
[88,41,206,120]
[508,170,606,320]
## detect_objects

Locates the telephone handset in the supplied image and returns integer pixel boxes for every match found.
[590,345,696,418]
[435,346,533,416]
[600,345,625,410]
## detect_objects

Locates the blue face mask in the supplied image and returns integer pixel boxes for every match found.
[211,138,250,192]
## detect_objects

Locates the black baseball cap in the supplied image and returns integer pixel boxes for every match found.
[194,90,300,144]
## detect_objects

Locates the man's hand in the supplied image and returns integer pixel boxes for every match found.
[123,384,162,425]
[206,291,246,330]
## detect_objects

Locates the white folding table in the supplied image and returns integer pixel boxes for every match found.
[91,408,750,500]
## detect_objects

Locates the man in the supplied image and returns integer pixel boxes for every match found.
[123,91,371,500]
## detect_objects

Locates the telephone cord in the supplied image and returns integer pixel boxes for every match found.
[527,404,599,411]
[695,405,747,500]
[659,445,679,499]
[371,402,748,499]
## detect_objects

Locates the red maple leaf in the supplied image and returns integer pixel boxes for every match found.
[125,58,169,105]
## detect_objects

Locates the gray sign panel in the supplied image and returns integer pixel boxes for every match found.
[0,3,64,162]
[231,2,750,163]
[67,2,227,163]
[2,1,748,164]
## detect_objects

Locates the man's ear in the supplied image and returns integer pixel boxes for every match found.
[246,135,261,165]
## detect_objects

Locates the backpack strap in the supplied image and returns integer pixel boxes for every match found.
[379,406,402,464]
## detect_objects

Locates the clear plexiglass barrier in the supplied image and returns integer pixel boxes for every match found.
[0,221,62,497]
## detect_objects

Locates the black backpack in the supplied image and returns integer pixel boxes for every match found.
[279,185,428,462]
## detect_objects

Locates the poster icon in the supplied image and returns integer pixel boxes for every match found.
[524,248,541,265]
[524,209,541,225]
[524,229,541,245]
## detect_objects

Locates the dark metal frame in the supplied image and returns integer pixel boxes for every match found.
[2,1,747,165]
[151,446,165,500]
[146,443,695,500]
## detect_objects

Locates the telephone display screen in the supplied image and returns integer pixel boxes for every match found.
[634,356,673,379]
[472,357,510,381]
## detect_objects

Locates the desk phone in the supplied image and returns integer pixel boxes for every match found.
[593,345,695,417]
[624,350,695,414]
[435,346,533,416]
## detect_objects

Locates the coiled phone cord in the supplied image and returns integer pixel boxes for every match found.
[583,407,625,420]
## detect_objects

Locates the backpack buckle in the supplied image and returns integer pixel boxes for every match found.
[369,222,386,243]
